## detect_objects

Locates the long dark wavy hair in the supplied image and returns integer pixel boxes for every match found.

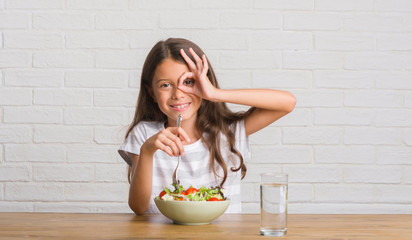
[125,38,253,187]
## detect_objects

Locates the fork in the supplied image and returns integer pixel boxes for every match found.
[172,114,182,192]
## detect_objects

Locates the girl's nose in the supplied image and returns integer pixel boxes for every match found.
[172,87,184,99]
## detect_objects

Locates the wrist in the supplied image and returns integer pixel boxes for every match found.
[140,143,155,158]
[208,88,224,103]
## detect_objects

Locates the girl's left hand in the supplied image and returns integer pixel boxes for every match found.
[178,48,217,101]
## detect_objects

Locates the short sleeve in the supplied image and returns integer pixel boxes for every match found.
[234,119,251,160]
[118,123,147,166]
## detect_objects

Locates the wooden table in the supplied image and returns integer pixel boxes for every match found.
[1,213,411,239]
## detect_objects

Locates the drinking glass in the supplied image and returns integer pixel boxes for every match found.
[260,173,288,237]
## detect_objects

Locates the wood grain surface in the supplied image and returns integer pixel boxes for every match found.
[1,213,411,239]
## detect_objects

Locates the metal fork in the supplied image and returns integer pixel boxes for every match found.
[172,114,182,192]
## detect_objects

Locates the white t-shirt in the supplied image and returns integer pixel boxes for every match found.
[118,120,250,213]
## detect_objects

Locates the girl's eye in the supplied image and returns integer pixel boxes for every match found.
[160,83,171,88]
[183,79,194,86]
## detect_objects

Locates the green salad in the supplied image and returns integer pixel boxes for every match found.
[155,185,226,201]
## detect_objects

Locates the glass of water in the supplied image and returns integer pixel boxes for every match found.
[260,173,288,237]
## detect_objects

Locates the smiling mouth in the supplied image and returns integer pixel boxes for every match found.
[170,103,190,110]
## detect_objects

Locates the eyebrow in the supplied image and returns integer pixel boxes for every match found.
[156,79,170,83]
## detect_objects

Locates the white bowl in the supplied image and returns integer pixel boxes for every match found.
[154,199,230,225]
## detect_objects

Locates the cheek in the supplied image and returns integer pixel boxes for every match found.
[155,92,170,105]
[192,95,202,105]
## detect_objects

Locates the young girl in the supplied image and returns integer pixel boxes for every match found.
[118,38,296,215]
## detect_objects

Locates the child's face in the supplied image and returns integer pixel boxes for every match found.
[150,58,202,125]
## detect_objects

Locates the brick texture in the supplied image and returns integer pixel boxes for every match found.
[0,1,411,214]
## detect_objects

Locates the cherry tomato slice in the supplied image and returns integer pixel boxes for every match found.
[185,187,198,195]
[159,190,166,198]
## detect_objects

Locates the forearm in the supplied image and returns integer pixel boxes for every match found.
[212,88,296,113]
[128,148,154,215]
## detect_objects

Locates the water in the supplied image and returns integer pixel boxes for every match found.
[260,183,288,237]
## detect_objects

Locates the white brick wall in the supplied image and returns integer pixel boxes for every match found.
[0,0,411,214]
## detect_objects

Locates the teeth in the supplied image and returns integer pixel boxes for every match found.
[174,103,189,109]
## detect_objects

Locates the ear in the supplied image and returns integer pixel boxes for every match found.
[145,84,157,103]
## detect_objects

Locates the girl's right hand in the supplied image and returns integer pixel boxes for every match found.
[178,48,218,101]
[141,127,190,157]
